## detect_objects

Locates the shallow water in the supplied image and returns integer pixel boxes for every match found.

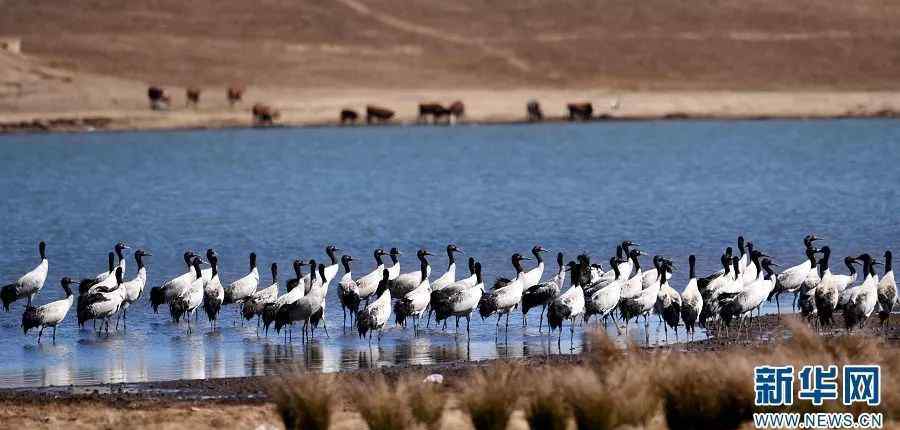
[0,120,898,388]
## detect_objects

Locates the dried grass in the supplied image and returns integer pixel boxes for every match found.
[271,373,336,430]
[402,377,448,430]
[459,365,521,430]
[267,319,900,430]
[524,370,569,430]
[349,375,413,430]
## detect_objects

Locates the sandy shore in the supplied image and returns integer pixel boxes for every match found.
[1,314,897,429]
[3,88,900,134]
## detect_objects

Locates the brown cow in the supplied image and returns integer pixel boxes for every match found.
[527,100,543,122]
[448,101,464,124]
[147,86,170,110]
[227,85,245,107]
[366,105,394,124]
[418,102,449,124]
[567,102,593,121]
[186,87,201,108]
[340,109,359,125]
[252,103,280,125]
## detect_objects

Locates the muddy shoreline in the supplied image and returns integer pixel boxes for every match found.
[2,108,899,135]
[3,314,897,406]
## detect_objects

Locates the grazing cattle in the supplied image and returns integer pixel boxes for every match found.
[147,86,171,110]
[227,85,245,107]
[366,105,394,124]
[185,87,201,108]
[251,103,280,125]
[448,101,464,124]
[567,102,593,121]
[418,103,449,124]
[340,109,359,125]
[527,100,543,122]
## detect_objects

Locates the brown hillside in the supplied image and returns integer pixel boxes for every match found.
[3,0,900,91]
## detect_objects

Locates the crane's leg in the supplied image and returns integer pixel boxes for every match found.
[342,307,346,329]
[570,318,575,351]
[539,306,545,333]
[37,327,43,344]
[505,312,510,332]
[53,326,57,343]
[775,293,782,318]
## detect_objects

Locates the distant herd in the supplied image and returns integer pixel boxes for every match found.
[145,85,613,126]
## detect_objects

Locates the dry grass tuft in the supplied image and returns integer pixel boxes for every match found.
[349,375,413,430]
[271,373,336,430]
[524,370,570,430]
[402,377,448,430]
[563,366,658,430]
[583,327,631,370]
[657,352,754,430]
[460,365,521,430]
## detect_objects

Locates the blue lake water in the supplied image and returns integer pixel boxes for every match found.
[0,120,898,388]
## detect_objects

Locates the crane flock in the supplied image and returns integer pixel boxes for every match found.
[2,236,896,346]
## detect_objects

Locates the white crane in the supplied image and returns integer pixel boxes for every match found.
[322,245,342,285]
[438,261,484,337]
[656,260,682,343]
[680,255,703,341]
[798,252,824,323]
[22,277,77,343]
[522,252,565,330]
[337,255,361,328]
[698,251,733,329]
[620,258,668,336]
[263,259,307,333]
[522,245,549,290]
[171,257,207,332]
[770,245,820,315]
[620,249,647,298]
[224,252,260,314]
[357,269,392,343]
[386,247,401,281]
[642,255,673,290]
[203,251,225,330]
[389,249,433,297]
[478,253,531,331]
[585,257,624,327]
[285,258,310,294]
[430,244,463,292]
[814,247,857,329]
[2,241,49,311]
[94,242,130,281]
[276,263,328,341]
[548,260,585,350]
[394,253,432,333]
[719,257,778,338]
[877,250,896,332]
[119,249,151,327]
[841,254,880,332]
[430,257,477,330]
[356,248,388,302]
[242,262,279,333]
[309,263,333,337]
[78,267,126,335]
[149,251,195,313]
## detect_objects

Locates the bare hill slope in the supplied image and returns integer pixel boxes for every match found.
[3,0,900,91]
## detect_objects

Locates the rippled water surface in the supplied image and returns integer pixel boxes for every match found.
[0,120,898,388]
